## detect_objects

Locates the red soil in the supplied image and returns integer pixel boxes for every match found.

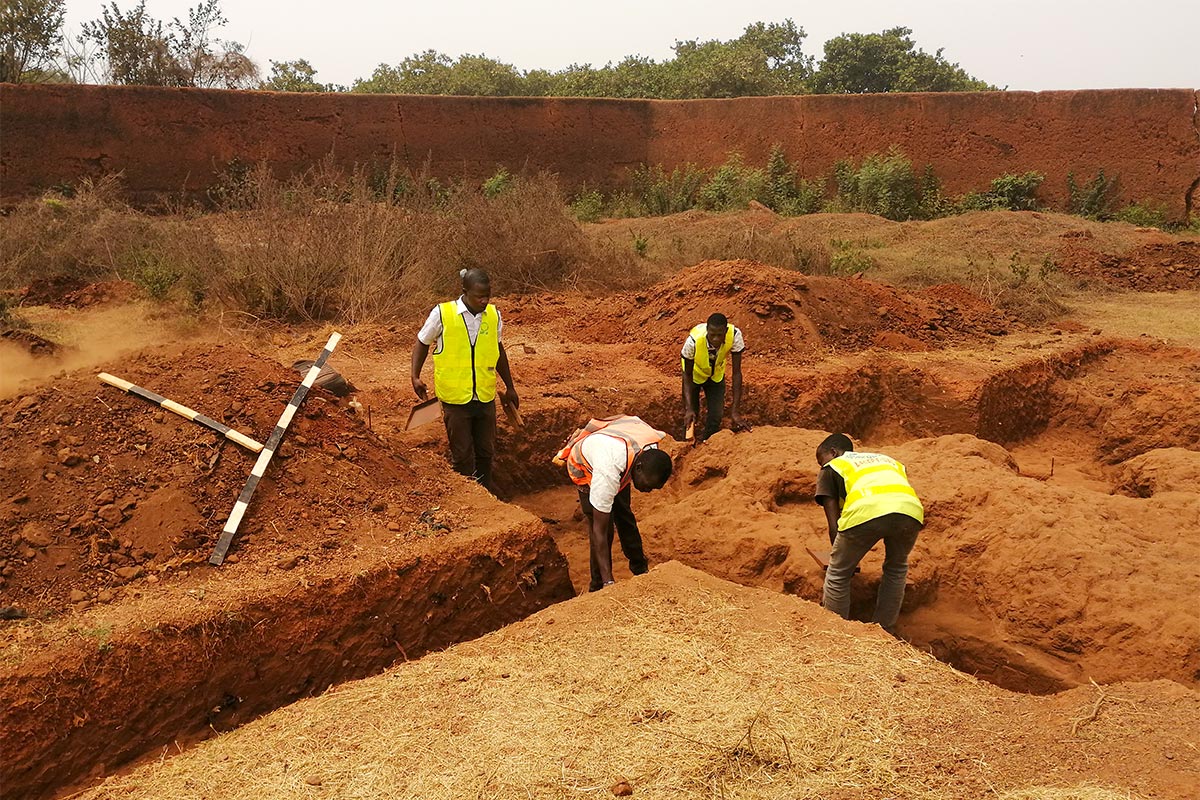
[1058,240,1200,290]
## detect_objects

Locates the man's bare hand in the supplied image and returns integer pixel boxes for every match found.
[682,408,696,439]
[412,377,428,400]
[731,414,752,432]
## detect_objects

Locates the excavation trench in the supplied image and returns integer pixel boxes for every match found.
[502,339,1180,697]
[3,517,573,800]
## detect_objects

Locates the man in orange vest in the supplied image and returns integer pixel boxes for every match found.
[681,313,750,442]
[411,268,519,496]
[814,433,925,635]
[555,415,674,590]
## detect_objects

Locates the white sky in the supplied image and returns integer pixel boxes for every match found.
[63,0,1199,91]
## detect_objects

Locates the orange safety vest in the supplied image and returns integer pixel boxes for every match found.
[554,415,667,489]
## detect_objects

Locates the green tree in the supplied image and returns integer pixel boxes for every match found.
[813,27,992,94]
[261,58,336,92]
[0,0,66,83]
[665,19,812,98]
[78,0,257,88]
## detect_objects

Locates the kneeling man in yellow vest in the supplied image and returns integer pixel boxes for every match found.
[681,313,750,442]
[555,415,673,591]
[814,433,925,636]
[411,268,519,496]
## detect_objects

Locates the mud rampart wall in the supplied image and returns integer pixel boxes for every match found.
[2,85,1197,216]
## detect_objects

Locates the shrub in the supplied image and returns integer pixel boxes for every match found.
[1067,169,1121,219]
[482,167,513,198]
[570,188,605,222]
[763,144,825,216]
[123,248,181,300]
[830,149,932,221]
[959,171,1044,212]
[628,163,706,216]
[697,154,767,211]
[829,239,876,275]
[1113,202,1169,229]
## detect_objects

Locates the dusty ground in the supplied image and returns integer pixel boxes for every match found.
[1,210,1198,798]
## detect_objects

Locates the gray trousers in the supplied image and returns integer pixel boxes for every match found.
[822,512,922,632]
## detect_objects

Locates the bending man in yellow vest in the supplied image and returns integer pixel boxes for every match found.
[555,415,674,591]
[814,433,925,635]
[681,313,750,442]
[411,268,519,496]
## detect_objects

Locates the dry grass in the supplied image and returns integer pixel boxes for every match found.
[73,563,1173,800]
[1065,290,1200,347]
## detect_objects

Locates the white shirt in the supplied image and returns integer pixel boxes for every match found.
[417,296,504,349]
[680,326,745,361]
[581,433,636,513]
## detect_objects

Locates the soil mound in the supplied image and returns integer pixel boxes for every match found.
[588,260,1009,366]
[635,428,1200,691]
[1058,240,1200,290]
[0,342,440,616]
[1098,383,1200,463]
[0,328,59,356]
[20,276,139,308]
[74,563,1197,800]
[1115,447,1200,497]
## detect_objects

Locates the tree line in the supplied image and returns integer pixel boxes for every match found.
[2,1,996,96]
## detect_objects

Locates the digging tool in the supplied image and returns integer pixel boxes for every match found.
[404,397,442,431]
[500,391,523,430]
[97,372,264,453]
[208,332,342,567]
[805,546,860,573]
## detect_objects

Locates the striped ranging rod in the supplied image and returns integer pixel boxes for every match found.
[98,372,264,453]
[208,331,342,566]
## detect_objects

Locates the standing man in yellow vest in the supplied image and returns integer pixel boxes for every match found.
[814,433,925,635]
[411,268,519,496]
[681,313,750,442]
[555,415,673,591]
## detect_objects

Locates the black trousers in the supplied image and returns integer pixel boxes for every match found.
[578,484,649,591]
[685,377,726,439]
[441,399,497,495]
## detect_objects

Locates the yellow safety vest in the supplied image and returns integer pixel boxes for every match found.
[682,323,735,384]
[826,451,924,531]
[432,301,499,404]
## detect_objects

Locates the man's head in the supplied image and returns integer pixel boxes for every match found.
[632,448,673,492]
[816,432,854,466]
[705,312,729,350]
[460,268,492,314]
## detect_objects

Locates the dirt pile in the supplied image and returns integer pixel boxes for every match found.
[632,428,1200,691]
[1115,447,1200,496]
[19,276,140,308]
[573,260,1010,367]
[1058,241,1200,290]
[0,342,451,616]
[73,562,1197,800]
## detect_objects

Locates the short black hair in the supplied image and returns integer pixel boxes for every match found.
[707,312,728,328]
[639,448,673,487]
[462,268,491,288]
[817,432,854,458]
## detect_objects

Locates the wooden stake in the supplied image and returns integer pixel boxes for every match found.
[98,372,264,453]
[208,332,342,566]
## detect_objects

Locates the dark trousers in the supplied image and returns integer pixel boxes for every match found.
[441,399,497,495]
[578,484,649,591]
[823,512,922,633]
[685,377,726,439]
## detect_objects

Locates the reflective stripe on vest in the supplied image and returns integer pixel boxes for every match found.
[827,451,924,531]
[554,415,667,489]
[432,302,499,405]
[682,324,735,384]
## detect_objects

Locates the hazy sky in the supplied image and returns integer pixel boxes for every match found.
[63,0,1198,91]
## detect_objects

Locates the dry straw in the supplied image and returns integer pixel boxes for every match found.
[73,563,1164,800]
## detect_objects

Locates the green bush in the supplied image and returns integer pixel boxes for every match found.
[830,149,931,221]
[763,145,825,215]
[482,167,513,198]
[123,248,181,300]
[960,171,1044,212]
[1113,202,1168,229]
[829,239,875,275]
[628,164,706,216]
[1067,169,1121,219]
[697,154,767,211]
[570,188,605,222]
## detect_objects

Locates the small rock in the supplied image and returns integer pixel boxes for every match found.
[94,489,116,506]
[176,537,201,551]
[387,522,400,532]
[612,780,634,796]
[58,448,82,467]
[19,546,36,560]
[1,606,30,620]
[114,565,143,581]
[69,589,88,603]
[276,556,299,571]
[20,522,53,548]
[97,590,114,602]
[97,505,123,525]
[55,414,74,426]
[9,493,29,505]
[304,775,323,786]
[145,574,159,584]
[225,554,240,564]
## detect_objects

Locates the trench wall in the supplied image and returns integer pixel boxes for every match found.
[1,84,1198,216]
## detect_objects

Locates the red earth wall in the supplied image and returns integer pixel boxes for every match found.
[1,84,1197,217]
